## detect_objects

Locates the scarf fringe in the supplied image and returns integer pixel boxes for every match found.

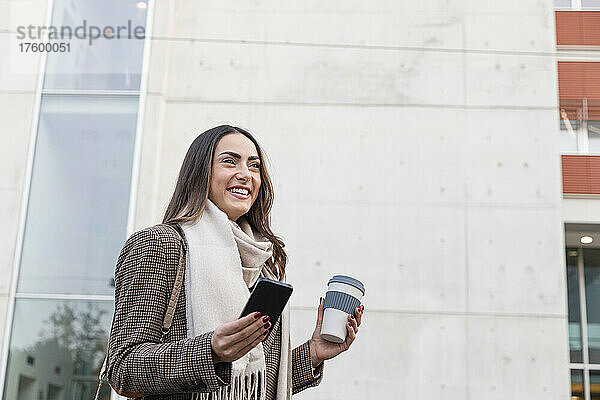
[193,369,266,400]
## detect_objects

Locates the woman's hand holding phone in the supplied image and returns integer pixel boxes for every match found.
[210,312,271,364]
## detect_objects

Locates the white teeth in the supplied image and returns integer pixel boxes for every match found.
[229,188,249,196]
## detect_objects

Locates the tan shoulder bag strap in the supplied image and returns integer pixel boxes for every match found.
[161,223,186,337]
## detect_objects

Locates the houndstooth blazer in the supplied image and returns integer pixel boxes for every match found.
[107,224,324,400]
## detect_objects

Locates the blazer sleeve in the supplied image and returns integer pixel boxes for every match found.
[291,340,324,394]
[107,228,232,396]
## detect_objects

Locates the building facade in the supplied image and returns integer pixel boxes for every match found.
[556,4,600,400]
[0,0,576,399]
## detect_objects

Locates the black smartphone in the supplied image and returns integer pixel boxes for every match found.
[239,278,293,332]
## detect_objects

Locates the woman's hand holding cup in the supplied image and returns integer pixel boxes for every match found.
[309,275,365,368]
[210,312,271,364]
[309,299,364,368]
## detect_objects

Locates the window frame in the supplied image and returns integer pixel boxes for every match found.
[0,0,155,398]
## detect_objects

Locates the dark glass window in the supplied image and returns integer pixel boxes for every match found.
[572,369,584,400]
[567,248,583,363]
[584,249,600,363]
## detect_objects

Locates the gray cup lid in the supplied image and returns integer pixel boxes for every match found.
[328,275,365,295]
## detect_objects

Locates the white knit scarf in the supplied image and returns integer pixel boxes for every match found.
[181,200,292,400]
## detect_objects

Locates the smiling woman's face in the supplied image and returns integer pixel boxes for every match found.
[208,133,262,221]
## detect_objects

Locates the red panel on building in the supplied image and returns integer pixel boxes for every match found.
[562,155,600,194]
[556,11,583,45]
[558,62,587,99]
[556,11,600,46]
[558,62,600,119]
[556,13,600,195]
[558,62,600,100]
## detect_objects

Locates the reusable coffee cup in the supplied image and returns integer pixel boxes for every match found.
[320,275,365,343]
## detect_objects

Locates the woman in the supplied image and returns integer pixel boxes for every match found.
[106,125,364,400]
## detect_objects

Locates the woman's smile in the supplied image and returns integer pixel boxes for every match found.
[227,186,251,199]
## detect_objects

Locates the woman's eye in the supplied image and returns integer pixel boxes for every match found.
[222,158,235,164]
[250,163,260,169]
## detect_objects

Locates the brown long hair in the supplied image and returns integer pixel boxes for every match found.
[162,125,287,279]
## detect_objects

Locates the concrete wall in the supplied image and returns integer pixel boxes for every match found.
[0,0,570,398]
[133,0,570,398]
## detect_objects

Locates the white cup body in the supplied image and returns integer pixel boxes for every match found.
[320,281,363,343]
